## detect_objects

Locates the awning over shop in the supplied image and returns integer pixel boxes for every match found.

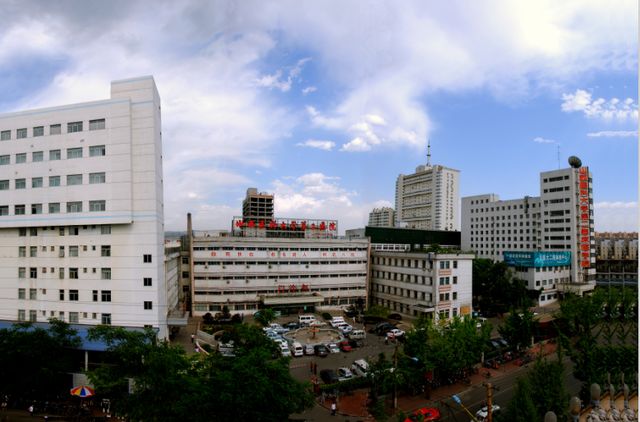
[261,294,324,306]
[412,304,435,313]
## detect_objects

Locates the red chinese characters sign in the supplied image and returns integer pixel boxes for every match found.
[578,167,591,268]
[233,217,337,232]
[276,284,310,294]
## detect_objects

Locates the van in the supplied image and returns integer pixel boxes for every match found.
[292,342,304,357]
[349,329,366,340]
[298,315,316,326]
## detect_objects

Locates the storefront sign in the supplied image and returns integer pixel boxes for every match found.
[503,251,571,268]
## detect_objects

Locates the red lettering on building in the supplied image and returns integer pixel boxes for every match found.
[210,252,217,257]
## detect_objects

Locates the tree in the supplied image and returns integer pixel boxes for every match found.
[365,305,390,318]
[473,259,534,315]
[497,377,538,422]
[254,308,277,327]
[527,357,568,419]
[498,309,534,351]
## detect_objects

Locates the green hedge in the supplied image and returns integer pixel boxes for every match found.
[318,376,370,393]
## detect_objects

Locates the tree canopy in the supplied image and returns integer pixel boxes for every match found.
[473,258,535,315]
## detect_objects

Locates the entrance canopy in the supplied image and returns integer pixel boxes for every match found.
[261,294,324,306]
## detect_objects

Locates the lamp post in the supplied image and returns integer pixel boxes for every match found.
[452,394,479,422]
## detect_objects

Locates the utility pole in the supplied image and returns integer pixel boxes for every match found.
[393,342,399,409]
[486,382,494,422]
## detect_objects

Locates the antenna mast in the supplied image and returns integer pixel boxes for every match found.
[426,139,431,167]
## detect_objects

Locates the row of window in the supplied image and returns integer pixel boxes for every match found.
[18,310,111,324]
[193,297,363,313]
[18,225,111,236]
[19,244,111,257]
[1,119,105,141]
[1,200,106,216]
[193,273,366,281]
[193,246,368,252]
[470,214,538,221]
[470,202,538,210]
[18,266,111,279]
[0,172,105,190]
[194,286,363,295]
[0,145,105,165]
[372,283,433,301]
[193,260,366,266]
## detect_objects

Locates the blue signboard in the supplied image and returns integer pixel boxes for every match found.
[503,251,571,268]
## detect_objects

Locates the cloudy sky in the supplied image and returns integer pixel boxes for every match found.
[0,0,637,232]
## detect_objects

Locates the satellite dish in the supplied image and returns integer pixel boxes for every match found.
[568,156,582,168]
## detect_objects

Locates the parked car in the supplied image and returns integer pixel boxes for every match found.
[348,329,366,340]
[314,344,329,357]
[351,359,370,377]
[320,369,339,384]
[475,405,501,422]
[386,328,405,339]
[327,343,340,354]
[337,367,353,381]
[388,313,403,321]
[283,322,300,330]
[291,342,304,357]
[309,320,327,327]
[348,338,363,348]
[338,323,353,334]
[403,407,440,422]
[304,344,315,355]
[330,316,346,327]
[372,322,396,335]
[339,340,352,352]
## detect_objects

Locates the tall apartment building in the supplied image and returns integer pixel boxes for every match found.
[395,164,460,231]
[462,157,596,301]
[242,187,274,224]
[0,76,170,338]
[368,207,395,227]
[595,232,638,287]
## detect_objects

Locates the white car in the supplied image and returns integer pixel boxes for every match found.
[327,343,340,354]
[304,344,315,355]
[309,320,327,327]
[351,359,370,377]
[337,367,353,381]
[330,318,346,327]
[386,328,405,338]
[475,404,501,422]
[338,323,353,334]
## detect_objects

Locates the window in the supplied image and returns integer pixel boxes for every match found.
[143,254,152,263]
[101,314,111,325]
[101,225,111,235]
[101,245,111,257]
[18,246,26,257]
[453,261,458,269]
[30,267,37,278]
[89,172,106,184]
[15,179,25,189]
[144,301,153,310]
[69,312,79,323]
[101,290,111,302]
[143,277,152,286]
[89,145,106,156]
[453,292,458,300]
[50,124,61,135]
[15,153,26,163]
[18,288,25,299]
[31,152,44,163]
[59,289,65,300]
[69,268,78,279]
[0,130,10,141]
[16,128,27,139]
[0,206,7,216]
[453,276,458,284]
[18,310,25,321]
[69,290,79,301]
[89,119,106,130]
[67,202,82,213]
[67,121,83,133]
[90,200,106,212]
[49,149,61,160]
[0,155,9,165]
[93,290,98,302]
[69,246,78,257]
[58,267,64,279]
[32,177,43,188]
[33,126,44,137]
[67,174,82,185]
[29,246,37,257]
[101,268,111,280]
[14,205,25,215]
[69,227,79,235]
[29,310,37,322]
[18,267,25,278]
[48,203,60,214]
[0,180,8,190]
[66,147,82,159]
[28,226,36,235]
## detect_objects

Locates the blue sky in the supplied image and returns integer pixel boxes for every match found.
[0,0,636,232]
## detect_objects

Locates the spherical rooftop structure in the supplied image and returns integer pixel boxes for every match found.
[568,156,582,168]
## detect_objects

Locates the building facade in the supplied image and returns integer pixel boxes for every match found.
[0,77,170,337]
[395,164,460,231]
[595,232,638,287]
[370,251,474,322]
[189,234,369,316]
[461,159,596,300]
[242,187,274,224]
[368,207,395,227]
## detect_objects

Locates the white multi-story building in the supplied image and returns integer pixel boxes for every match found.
[395,164,460,231]
[370,251,473,322]
[462,158,596,300]
[0,76,170,338]
[368,207,395,228]
[189,234,369,315]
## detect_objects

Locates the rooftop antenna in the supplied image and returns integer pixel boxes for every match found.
[426,138,431,167]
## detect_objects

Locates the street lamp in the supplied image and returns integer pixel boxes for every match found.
[452,394,480,422]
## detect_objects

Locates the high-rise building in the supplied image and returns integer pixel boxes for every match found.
[395,163,460,231]
[461,157,596,301]
[242,187,274,224]
[0,76,170,337]
[595,232,638,287]
[368,207,395,227]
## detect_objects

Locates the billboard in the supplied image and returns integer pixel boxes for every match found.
[503,251,571,268]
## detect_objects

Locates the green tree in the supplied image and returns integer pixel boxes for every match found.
[527,357,568,419]
[498,309,534,351]
[365,305,390,318]
[254,308,277,327]
[497,377,538,422]
[473,259,533,315]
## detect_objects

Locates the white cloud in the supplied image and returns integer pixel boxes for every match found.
[302,86,317,95]
[340,137,372,152]
[533,137,557,144]
[296,139,336,151]
[561,89,638,121]
[587,130,638,138]
[255,57,311,92]
[594,202,638,232]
